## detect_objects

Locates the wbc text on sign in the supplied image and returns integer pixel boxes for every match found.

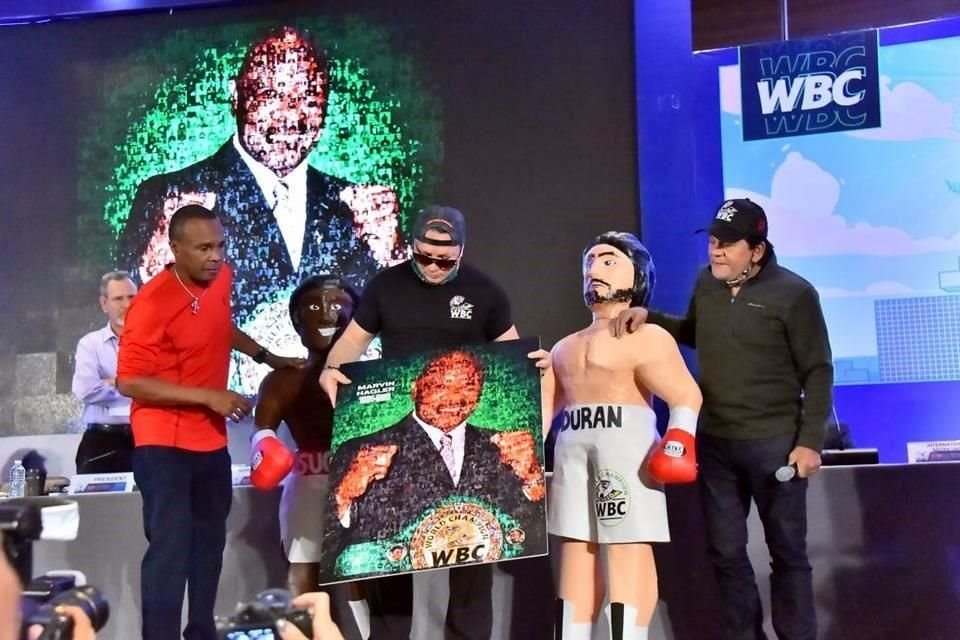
[739,31,881,141]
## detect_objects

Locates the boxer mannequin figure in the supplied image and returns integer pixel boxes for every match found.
[543,232,702,640]
[253,275,358,594]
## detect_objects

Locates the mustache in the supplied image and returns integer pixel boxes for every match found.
[587,278,611,288]
[583,287,634,306]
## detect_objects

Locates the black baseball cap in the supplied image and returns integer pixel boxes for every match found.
[412,205,466,247]
[698,198,768,243]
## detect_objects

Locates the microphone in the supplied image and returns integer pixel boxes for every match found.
[775,463,797,483]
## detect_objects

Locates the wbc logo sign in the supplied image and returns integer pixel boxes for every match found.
[739,30,881,141]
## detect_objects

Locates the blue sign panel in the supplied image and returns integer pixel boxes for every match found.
[740,31,881,141]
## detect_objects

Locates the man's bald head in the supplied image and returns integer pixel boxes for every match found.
[234,26,328,176]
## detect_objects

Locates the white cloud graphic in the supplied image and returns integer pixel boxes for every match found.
[846,76,960,141]
[727,152,960,257]
[720,67,960,141]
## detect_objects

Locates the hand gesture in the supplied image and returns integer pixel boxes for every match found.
[341,184,401,266]
[28,605,97,640]
[527,349,551,375]
[491,431,545,501]
[319,368,351,408]
[334,445,398,520]
[276,591,344,640]
[205,390,252,423]
[789,446,822,478]
[611,307,648,338]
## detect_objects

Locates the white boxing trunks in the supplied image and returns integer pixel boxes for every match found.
[548,404,669,543]
[279,449,332,563]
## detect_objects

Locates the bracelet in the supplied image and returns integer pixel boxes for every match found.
[252,347,270,364]
[324,364,340,370]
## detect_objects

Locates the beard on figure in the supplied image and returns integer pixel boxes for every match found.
[583,285,635,307]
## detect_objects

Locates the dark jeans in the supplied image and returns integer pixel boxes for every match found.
[76,424,134,474]
[133,446,233,640]
[698,433,816,640]
[366,563,493,640]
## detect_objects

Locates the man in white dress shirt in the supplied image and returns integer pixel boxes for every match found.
[72,270,138,474]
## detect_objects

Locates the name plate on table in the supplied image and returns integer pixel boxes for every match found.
[907,440,960,463]
[68,472,136,494]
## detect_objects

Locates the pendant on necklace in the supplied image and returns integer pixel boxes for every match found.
[191,298,200,315]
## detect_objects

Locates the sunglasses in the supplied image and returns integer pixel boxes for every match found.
[412,252,459,271]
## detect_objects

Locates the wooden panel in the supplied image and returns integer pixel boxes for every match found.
[692,0,960,50]
[789,0,960,38]
[692,0,782,51]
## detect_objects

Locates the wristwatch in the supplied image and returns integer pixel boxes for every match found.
[253,347,270,364]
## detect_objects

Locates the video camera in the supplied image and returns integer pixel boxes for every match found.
[0,501,109,640]
[216,589,313,640]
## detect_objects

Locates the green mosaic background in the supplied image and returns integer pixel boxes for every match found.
[333,338,543,456]
[76,16,442,265]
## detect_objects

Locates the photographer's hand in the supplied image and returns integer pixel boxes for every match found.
[276,592,343,640]
[27,606,97,640]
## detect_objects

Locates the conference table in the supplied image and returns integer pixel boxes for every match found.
[30,462,960,639]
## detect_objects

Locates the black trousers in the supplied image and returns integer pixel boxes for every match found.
[366,563,493,640]
[75,424,135,474]
[133,446,233,640]
[698,433,816,640]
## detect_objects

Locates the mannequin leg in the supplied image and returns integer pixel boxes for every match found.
[606,543,657,640]
[556,539,605,639]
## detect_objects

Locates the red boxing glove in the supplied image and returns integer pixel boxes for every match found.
[648,428,697,484]
[250,429,294,490]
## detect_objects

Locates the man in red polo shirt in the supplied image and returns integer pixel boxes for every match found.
[118,204,302,640]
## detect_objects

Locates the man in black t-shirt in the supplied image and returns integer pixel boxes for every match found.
[320,205,549,640]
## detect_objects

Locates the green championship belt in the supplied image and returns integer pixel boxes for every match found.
[334,496,529,579]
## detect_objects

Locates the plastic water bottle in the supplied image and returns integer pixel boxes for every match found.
[8,459,26,498]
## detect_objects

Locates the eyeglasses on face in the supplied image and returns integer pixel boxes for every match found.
[412,252,459,271]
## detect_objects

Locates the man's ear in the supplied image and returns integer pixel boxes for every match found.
[99,296,109,314]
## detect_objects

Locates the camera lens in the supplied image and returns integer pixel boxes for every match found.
[51,586,110,630]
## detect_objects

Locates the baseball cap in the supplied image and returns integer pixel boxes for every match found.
[411,205,466,247]
[698,198,768,243]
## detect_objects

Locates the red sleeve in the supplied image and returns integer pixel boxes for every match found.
[117,294,166,379]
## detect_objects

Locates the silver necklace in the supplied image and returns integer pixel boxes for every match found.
[172,267,208,315]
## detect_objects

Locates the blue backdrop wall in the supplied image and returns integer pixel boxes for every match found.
[636,3,960,462]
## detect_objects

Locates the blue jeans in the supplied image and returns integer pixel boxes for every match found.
[698,433,816,640]
[133,446,232,640]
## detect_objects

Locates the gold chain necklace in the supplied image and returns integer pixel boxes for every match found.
[172,266,208,315]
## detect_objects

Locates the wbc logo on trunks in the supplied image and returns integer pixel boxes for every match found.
[595,469,630,526]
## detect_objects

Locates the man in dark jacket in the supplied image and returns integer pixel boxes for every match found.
[614,199,833,640]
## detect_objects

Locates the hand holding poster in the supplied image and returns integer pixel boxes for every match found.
[319,338,547,583]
